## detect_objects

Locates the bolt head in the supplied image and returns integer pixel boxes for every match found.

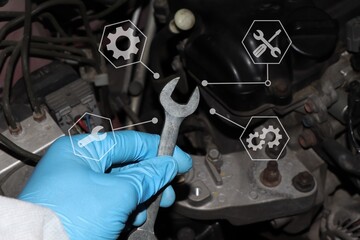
[208,148,220,160]
[292,171,315,192]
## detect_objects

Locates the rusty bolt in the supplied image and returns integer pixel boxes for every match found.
[298,129,317,149]
[260,161,282,187]
[8,122,22,136]
[292,171,315,193]
[33,108,46,122]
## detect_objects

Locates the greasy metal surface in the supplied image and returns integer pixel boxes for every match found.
[0,111,64,197]
[174,149,318,225]
[128,77,200,240]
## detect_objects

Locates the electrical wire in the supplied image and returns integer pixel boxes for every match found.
[0,133,40,164]
[115,96,146,132]
[29,48,97,66]
[0,11,22,21]
[88,0,128,20]
[2,43,21,130]
[38,12,68,37]
[31,35,92,44]
[22,0,43,116]
[0,40,88,58]
[0,45,96,67]
[0,0,101,72]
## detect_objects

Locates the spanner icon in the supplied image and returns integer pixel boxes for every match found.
[78,125,107,148]
[253,30,281,58]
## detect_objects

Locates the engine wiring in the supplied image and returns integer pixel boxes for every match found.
[2,42,21,130]
[22,0,43,117]
[0,0,109,165]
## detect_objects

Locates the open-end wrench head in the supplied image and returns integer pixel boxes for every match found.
[160,77,200,118]
[271,47,282,58]
[253,30,264,40]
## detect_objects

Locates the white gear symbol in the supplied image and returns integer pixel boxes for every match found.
[259,125,283,148]
[246,132,266,151]
[106,26,140,60]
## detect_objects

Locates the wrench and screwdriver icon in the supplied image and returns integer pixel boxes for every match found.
[253,29,282,58]
[78,125,107,148]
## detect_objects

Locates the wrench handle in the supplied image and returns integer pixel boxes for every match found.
[128,113,184,240]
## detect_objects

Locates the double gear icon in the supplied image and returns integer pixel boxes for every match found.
[106,26,140,60]
[239,116,289,161]
[246,125,283,151]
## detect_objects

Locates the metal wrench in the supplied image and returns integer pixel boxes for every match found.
[253,30,281,58]
[128,77,200,240]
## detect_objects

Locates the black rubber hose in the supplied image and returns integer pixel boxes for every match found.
[0,133,40,164]
[2,43,21,130]
[321,138,360,177]
[22,0,42,116]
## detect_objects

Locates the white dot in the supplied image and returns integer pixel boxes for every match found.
[209,108,216,115]
[153,73,160,79]
[201,80,208,86]
[152,117,158,124]
[265,80,271,87]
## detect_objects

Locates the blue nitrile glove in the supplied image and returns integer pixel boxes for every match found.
[19,130,192,240]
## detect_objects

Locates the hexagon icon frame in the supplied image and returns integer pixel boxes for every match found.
[68,112,117,161]
[99,19,147,69]
[239,116,290,161]
[241,20,292,65]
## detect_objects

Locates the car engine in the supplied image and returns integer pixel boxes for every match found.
[0,0,360,239]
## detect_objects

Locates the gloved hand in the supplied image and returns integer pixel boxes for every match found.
[19,130,192,240]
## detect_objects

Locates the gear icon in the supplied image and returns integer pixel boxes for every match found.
[246,132,266,151]
[259,125,282,148]
[106,27,140,60]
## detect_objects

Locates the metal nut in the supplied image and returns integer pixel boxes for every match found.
[292,171,315,192]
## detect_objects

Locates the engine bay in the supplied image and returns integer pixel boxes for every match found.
[1,0,360,239]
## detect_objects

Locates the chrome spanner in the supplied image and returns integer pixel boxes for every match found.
[128,77,200,240]
[253,29,281,58]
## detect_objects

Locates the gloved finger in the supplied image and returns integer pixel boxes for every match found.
[113,156,178,204]
[160,186,176,208]
[132,205,147,226]
[102,131,191,172]
[173,147,192,174]
[55,130,192,173]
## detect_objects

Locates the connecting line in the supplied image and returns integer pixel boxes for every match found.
[113,117,158,131]
[209,108,245,129]
[266,64,269,80]
[202,80,265,86]
[140,61,160,79]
